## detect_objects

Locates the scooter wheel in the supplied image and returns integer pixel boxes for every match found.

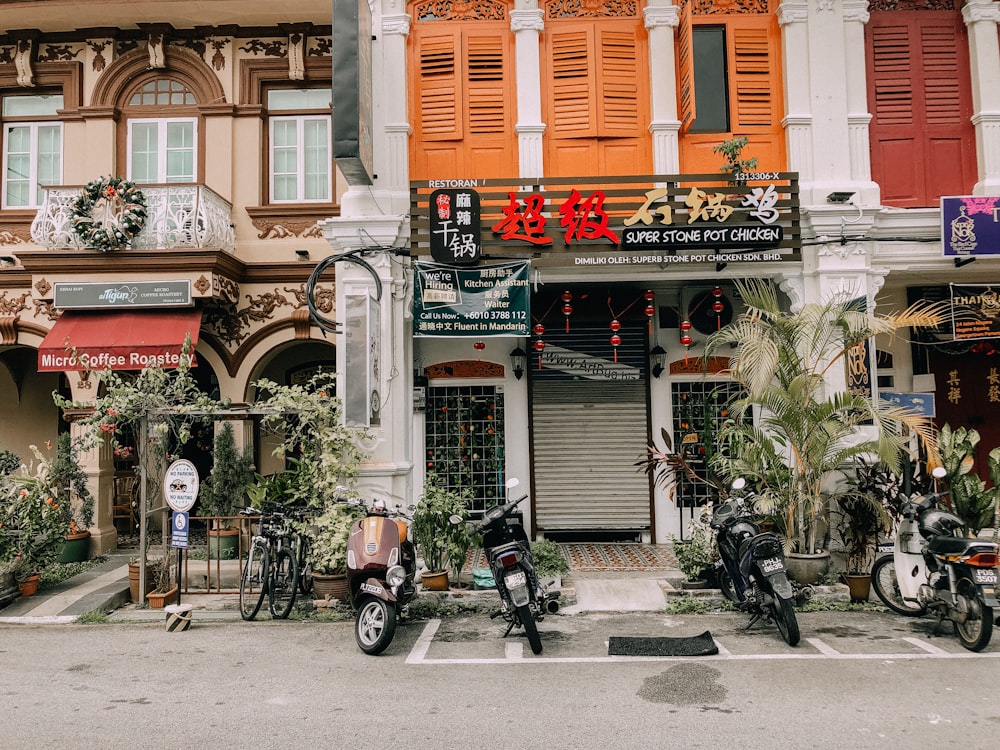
[871,556,926,616]
[356,597,397,655]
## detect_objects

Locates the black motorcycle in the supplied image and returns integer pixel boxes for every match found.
[711,478,800,646]
[457,478,560,655]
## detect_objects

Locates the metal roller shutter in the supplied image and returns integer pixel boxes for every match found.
[531,380,650,533]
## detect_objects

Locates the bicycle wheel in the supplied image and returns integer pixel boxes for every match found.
[240,541,269,621]
[871,555,927,616]
[297,537,313,596]
[770,594,800,647]
[268,547,299,619]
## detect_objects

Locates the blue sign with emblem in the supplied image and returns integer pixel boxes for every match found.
[171,511,189,549]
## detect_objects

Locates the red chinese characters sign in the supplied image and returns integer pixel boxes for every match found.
[410,173,799,265]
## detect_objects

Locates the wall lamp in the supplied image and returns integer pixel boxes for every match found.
[826,191,855,204]
[649,344,667,378]
[509,346,527,380]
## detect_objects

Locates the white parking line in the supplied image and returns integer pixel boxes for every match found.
[405,620,1000,664]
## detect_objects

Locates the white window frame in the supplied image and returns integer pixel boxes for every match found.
[2,121,62,210]
[126,117,198,184]
[268,114,332,204]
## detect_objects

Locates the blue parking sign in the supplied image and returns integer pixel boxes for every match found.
[171,511,189,549]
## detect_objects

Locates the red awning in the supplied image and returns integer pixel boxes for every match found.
[38,308,202,372]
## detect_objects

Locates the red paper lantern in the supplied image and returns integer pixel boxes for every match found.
[533,338,546,370]
[680,334,693,347]
[610,319,622,332]
[533,323,545,337]
[610,333,621,363]
[473,340,486,353]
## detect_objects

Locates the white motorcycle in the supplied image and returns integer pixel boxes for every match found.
[871,467,999,651]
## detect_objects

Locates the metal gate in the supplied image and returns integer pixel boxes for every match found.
[531,380,650,535]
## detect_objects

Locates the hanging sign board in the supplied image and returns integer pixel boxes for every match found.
[942,196,1000,257]
[429,188,482,265]
[950,284,1000,340]
[163,459,199,513]
[413,261,530,338]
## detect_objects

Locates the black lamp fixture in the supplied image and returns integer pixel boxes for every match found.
[509,346,527,380]
[826,191,855,204]
[649,344,667,378]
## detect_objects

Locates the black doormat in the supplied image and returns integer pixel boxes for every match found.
[608,631,718,657]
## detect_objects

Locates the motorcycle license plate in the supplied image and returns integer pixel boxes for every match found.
[760,557,784,574]
[504,570,527,589]
[973,568,998,585]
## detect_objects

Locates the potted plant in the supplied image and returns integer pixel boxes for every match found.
[834,458,894,602]
[530,539,569,589]
[197,422,255,559]
[305,502,364,600]
[936,424,1000,537]
[45,435,95,563]
[0,453,66,593]
[668,505,717,588]
[411,473,472,590]
[703,279,946,583]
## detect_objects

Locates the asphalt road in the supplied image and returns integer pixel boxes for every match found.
[2,609,998,749]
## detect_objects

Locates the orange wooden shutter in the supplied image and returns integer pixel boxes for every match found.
[466,33,506,135]
[731,25,772,127]
[417,31,462,141]
[550,27,595,138]
[676,0,695,134]
[598,29,640,136]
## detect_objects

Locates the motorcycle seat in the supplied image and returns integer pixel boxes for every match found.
[927,535,981,555]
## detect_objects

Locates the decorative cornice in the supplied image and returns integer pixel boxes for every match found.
[510,9,545,31]
[382,13,412,35]
[963,0,1000,24]
[777,0,808,25]
[643,5,679,28]
[842,0,870,23]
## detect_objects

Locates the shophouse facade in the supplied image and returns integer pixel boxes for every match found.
[2,0,1000,553]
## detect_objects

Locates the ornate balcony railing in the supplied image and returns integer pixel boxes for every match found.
[30,183,235,253]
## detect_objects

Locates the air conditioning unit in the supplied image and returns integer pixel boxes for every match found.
[679,285,746,336]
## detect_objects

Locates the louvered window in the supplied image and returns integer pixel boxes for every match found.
[866,10,975,207]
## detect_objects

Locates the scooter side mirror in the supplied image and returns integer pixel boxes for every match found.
[731,478,747,491]
[931,466,947,479]
[505,478,520,490]
[448,514,464,525]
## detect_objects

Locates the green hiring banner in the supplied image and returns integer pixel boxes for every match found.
[413,261,530,338]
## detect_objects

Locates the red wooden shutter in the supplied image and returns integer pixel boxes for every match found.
[867,11,976,207]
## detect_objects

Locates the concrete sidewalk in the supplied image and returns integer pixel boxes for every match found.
[0,552,853,625]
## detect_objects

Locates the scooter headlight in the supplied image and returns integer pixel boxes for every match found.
[387,565,407,588]
[347,549,356,569]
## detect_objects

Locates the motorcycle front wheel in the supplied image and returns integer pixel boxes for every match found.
[770,595,800,647]
[717,569,738,604]
[954,578,994,652]
[517,603,543,654]
[356,596,397,655]
[870,556,927,616]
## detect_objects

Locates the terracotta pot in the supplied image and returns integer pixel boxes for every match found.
[18,573,41,597]
[843,573,872,603]
[420,570,450,591]
[146,585,179,609]
[311,572,349,601]
[128,563,150,602]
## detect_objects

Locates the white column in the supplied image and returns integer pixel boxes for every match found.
[843,0,879,204]
[512,4,545,179]
[963,0,1000,194]
[645,0,680,174]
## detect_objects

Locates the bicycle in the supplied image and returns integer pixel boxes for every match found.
[288,507,315,597]
[238,503,299,621]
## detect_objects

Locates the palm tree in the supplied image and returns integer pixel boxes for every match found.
[705,279,945,554]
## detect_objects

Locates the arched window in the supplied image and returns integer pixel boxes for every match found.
[123,77,199,184]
